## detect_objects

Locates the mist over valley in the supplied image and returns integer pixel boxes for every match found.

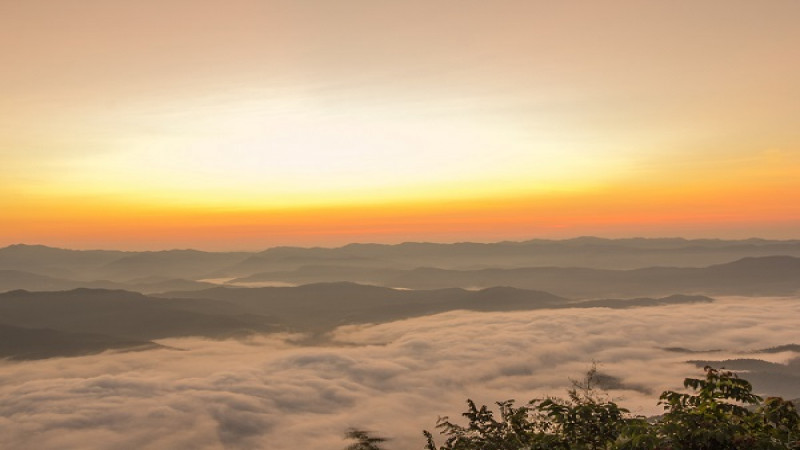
[1,238,799,448]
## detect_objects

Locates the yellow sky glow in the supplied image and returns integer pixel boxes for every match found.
[2,1,799,249]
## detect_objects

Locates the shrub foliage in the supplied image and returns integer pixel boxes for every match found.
[347,366,800,449]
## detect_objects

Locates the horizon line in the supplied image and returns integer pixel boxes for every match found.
[3,235,799,253]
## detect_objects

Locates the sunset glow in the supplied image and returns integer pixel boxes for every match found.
[2,1,799,249]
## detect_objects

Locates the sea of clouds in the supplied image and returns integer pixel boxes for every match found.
[1,297,798,449]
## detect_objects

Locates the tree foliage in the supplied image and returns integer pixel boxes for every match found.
[647,367,800,449]
[416,366,800,450]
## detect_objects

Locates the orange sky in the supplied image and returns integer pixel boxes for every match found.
[2,1,799,250]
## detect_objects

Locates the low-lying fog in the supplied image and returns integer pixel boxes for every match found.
[1,297,798,449]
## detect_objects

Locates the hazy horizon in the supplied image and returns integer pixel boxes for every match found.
[4,234,800,253]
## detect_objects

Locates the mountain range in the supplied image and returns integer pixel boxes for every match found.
[2,239,800,298]
[233,255,800,297]
[0,284,710,360]
[3,237,800,284]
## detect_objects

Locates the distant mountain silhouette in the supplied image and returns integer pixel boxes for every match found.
[754,344,800,354]
[0,270,216,294]
[95,250,251,280]
[4,238,800,284]
[0,244,252,282]
[0,270,88,291]
[212,238,800,277]
[232,256,800,297]
[0,244,125,279]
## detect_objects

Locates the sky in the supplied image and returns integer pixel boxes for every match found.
[2,0,799,250]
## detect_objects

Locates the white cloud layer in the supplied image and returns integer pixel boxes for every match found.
[1,297,798,449]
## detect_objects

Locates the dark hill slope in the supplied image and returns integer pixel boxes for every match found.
[0,289,277,340]
[0,323,162,360]
[158,282,710,330]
